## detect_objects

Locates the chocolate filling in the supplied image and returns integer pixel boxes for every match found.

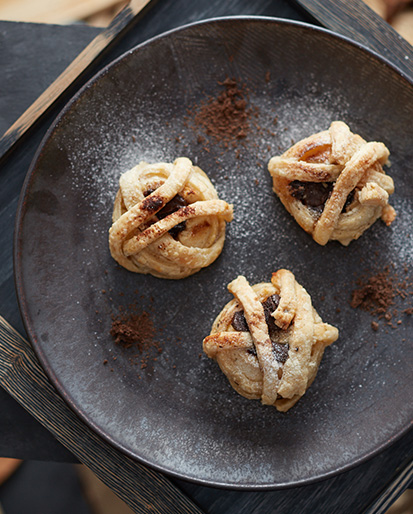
[143,188,188,238]
[289,180,355,214]
[231,310,249,332]
[231,294,289,363]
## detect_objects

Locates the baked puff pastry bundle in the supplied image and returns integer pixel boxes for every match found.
[203,270,338,412]
[268,121,396,246]
[109,157,233,279]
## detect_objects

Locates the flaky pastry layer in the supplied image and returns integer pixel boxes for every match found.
[268,121,396,246]
[109,157,233,279]
[203,270,338,412]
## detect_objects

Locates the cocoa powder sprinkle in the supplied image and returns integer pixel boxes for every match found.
[350,267,395,317]
[190,77,253,148]
[110,311,155,348]
[350,265,413,331]
[109,307,163,369]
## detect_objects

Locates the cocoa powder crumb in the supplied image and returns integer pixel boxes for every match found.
[109,305,163,370]
[110,311,155,348]
[350,266,395,316]
[350,265,413,332]
[188,77,255,151]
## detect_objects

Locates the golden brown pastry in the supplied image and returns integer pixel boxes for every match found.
[268,121,396,246]
[203,270,339,411]
[109,157,233,279]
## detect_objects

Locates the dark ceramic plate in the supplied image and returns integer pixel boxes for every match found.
[15,17,413,489]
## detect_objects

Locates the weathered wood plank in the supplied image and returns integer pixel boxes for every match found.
[0,2,412,511]
[364,458,413,514]
[0,0,156,162]
[0,0,125,24]
[294,0,413,79]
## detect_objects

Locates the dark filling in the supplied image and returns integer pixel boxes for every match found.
[143,188,188,238]
[289,181,355,214]
[231,294,289,363]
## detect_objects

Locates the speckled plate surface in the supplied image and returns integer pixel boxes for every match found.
[14,17,413,489]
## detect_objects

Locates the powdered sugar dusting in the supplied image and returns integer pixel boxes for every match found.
[384,197,413,264]
[67,106,181,214]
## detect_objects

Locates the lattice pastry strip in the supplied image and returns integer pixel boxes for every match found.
[268,121,396,246]
[109,157,233,279]
[203,270,338,411]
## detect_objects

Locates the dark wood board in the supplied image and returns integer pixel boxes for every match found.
[0,0,411,512]
[294,0,413,80]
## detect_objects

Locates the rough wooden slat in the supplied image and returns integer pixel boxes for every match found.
[293,0,413,80]
[0,316,203,514]
[0,0,155,162]
[0,0,126,24]
[0,5,412,512]
[364,459,413,514]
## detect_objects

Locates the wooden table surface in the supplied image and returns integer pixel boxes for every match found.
[0,0,411,512]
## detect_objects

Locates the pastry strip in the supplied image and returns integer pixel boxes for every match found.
[109,157,192,270]
[268,159,342,182]
[358,182,389,206]
[277,282,315,399]
[227,276,280,405]
[271,269,296,329]
[329,120,363,164]
[203,332,254,356]
[313,141,390,245]
[204,323,336,355]
[203,271,339,411]
[267,121,395,246]
[123,200,233,256]
[109,157,233,278]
